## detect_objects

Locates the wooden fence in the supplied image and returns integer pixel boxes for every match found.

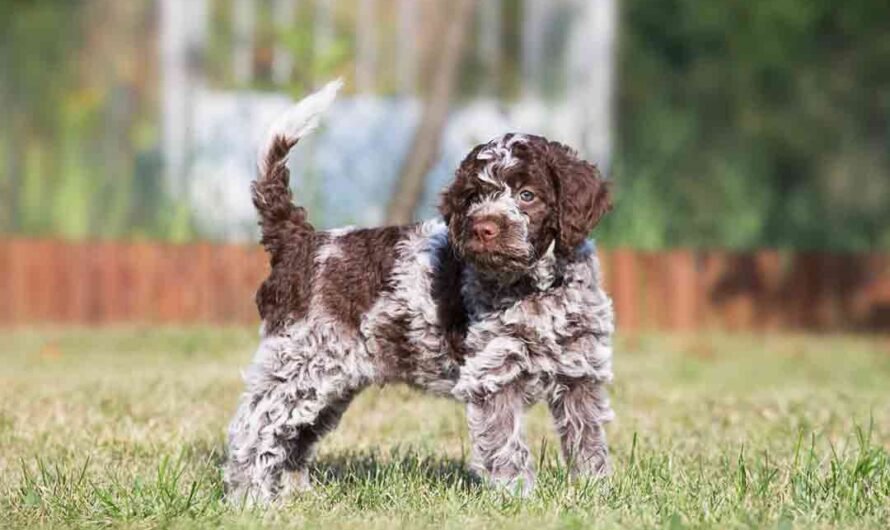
[1,239,889,332]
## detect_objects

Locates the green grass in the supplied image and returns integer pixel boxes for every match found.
[1,328,889,529]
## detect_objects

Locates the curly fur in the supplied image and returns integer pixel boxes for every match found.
[225,85,615,504]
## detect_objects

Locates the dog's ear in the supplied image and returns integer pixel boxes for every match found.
[439,144,485,225]
[438,181,460,226]
[546,142,612,256]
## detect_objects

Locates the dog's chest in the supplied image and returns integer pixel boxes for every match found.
[463,277,602,360]
[452,249,614,401]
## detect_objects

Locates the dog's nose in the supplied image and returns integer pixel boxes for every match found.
[472,219,500,242]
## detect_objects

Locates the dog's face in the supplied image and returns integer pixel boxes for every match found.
[440,134,611,278]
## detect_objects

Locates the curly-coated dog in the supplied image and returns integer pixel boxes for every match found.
[225,81,615,503]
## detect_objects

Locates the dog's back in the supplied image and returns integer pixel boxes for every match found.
[249,81,466,375]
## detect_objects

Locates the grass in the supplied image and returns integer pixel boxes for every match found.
[1,328,889,529]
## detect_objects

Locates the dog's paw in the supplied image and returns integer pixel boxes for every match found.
[489,472,536,498]
[567,454,611,486]
[280,469,313,497]
[224,486,270,509]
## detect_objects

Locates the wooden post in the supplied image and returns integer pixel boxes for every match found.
[29,240,53,322]
[47,240,67,323]
[0,240,11,324]
[29,240,55,323]
[196,242,214,322]
[610,249,639,334]
[664,250,697,331]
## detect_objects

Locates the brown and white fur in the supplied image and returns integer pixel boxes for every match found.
[224,81,615,503]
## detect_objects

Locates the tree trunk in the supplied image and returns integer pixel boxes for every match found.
[232,0,256,86]
[385,0,476,225]
[478,0,501,96]
[356,0,377,93]
[3,119,21,232]
[0,50,19,231]
[395,0,418,95]
[272,0,298,85]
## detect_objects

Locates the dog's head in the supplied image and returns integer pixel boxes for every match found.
[440,134,611,279]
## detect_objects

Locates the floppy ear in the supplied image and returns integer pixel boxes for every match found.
[546,142,612,256]
[438,179,462,225]
[439,144,484,225]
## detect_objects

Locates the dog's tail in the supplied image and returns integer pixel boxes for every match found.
[252,79,342,259]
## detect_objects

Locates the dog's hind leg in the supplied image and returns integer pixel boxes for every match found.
[224,378,360,505]
[547,377,614,479]
[278,390,357,497]
[466,386,535,496]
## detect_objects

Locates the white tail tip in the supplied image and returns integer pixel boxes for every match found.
[258,79,343,172]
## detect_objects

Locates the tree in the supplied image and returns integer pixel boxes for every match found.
[385,0,476,225]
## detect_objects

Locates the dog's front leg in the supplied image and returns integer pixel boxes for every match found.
[548,377,613,478]
[466,386,535,496]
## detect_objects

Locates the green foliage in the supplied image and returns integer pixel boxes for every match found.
[2,0,888,248]
[0,0,176,241]
[615,0,890,250]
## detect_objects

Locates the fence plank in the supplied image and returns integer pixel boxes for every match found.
[28,240,47,321]
[1,239,889,332]
[79,241,98,323]
[155,243,177,323]
[246,246,268,323]
[47,241,63,323]
[703,252,759,331]
[609,249,639,333]
[753,251,784,330]
[8,240,27,324]
[212,244,235,323]
[97,243,120,323]
[664,251,697,331]
[861,254,890,331]
[196,242,215,322]
[118,242,135,322]
[63,241,87,323]
[639,253,667,330]
[27,240,51,322]
[0,240,11,324]
[787,253,819,330]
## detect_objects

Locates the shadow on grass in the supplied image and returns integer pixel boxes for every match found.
[311,450,481,491]
[199,441,479,492]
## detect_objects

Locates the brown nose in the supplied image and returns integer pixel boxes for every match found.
[472,219,500,242]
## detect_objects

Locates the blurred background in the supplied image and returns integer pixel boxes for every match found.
[1,0,889,331]
[4,7,890,528]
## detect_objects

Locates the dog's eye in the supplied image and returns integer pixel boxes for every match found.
[518,190,536,203]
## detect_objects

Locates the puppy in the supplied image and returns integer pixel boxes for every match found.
[225,81,615,503]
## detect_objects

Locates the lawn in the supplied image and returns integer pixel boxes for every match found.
[1,328,889,529]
